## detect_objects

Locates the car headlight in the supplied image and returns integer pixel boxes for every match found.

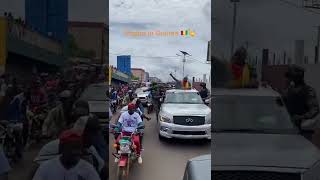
[206,113,211,124]
[160,115,171,123]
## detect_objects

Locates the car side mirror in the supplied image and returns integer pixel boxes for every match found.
[205,99,210,105]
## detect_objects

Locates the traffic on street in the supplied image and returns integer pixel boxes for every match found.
[108,82,211,180]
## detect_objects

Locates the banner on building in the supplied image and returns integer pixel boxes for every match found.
[0,17,7,75]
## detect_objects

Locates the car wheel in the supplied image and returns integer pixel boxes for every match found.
[158,134,166,141]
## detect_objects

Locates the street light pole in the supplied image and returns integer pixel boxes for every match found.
[177,51,191,78]
[230,0,239,58]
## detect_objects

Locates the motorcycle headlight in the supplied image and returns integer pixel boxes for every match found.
[160,115,171,123]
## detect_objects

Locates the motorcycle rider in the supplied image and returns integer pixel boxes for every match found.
[110,88,117,113]
[29,78,48,111]
[115,103,144,164]
[282,65,320,140]
[42,90,74,138]
[143,82,163,121]
[32,130,100,180]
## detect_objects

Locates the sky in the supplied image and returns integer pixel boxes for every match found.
[214,0,320,63]
[0,0,107,23]
[109,0,211,82]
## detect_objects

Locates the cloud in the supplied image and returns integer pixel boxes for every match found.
[110,22,159,30]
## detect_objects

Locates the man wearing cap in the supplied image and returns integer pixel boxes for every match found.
[115,102,144,164]
[32,130,100,180]
[283,65,320,140]
[42,90,74,138]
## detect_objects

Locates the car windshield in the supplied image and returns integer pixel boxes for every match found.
[81,85,107,101]
[165,92,203,104]
[213,95,298,134]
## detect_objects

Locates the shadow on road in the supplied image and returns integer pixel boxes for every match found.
[159,138,211,146]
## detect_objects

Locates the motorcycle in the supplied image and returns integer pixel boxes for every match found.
[0,120,23,163]
[110,123,144,180]
[26,106,49,145]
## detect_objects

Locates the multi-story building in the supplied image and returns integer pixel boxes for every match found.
[131,68,145,83]
[69,21,107,64]
[144,71,149,82]
[117,55,131,75]
[25,0,68,42]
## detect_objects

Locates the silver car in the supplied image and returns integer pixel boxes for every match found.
[183,154,211,180]
[213,87,320,180]
[158,89,211,140]
[79,83,108,126]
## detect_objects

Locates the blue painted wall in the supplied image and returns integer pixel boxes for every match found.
[117,55,131,75]
[25,0,68,42]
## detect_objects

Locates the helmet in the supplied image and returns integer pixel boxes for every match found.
[285,65,304,80]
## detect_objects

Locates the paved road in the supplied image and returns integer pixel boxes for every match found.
[109,110,211,180]
[9,142,47,180]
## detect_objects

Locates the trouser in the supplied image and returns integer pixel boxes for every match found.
[153,99,160,120]
[116,132,141,156]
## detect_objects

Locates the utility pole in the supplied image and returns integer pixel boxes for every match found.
[230,0,240,58]
[177,51,191,78]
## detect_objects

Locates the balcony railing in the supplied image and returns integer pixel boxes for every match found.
[7,19,63,54]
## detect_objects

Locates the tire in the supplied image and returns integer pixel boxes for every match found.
[158,134,165,141]
[117,165,129,180]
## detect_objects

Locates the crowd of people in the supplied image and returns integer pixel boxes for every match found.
[0,66,107,180]
[109,75,210,166]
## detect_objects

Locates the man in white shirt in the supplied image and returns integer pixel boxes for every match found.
[116,103,143,164]
[32,130,100,180]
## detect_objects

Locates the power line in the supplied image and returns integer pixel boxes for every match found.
[109,53,178,59]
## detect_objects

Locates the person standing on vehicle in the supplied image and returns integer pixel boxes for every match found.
[0,148,11,180]
[169,73,191,90]
[282,65,320,140]
[228,47,252,88]
[32,130,100,180]
[42,90,74,138]
[115,103,144,164]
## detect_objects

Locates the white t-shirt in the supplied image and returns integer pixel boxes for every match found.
[34,139,105,172]
[32,156,100,180]
[118,111,142,133]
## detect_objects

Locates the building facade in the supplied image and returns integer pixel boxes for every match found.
[149,76,161,83]
[69,21,107,64]
[25,0,68,42]
[117,55,131,75]
[131,68,145,83]
[144,71,149,82]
